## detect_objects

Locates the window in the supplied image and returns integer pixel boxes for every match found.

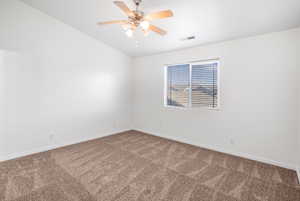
[165,60,219,108]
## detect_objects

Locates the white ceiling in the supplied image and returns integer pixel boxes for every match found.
[21,0,300,57]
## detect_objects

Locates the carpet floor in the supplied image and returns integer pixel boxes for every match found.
[0,130,299,201]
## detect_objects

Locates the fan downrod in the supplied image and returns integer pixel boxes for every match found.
[133,0,142,6]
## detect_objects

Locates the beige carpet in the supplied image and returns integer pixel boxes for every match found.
[0,130,299,201]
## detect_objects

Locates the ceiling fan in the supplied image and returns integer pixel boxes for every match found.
[98,0,173,37]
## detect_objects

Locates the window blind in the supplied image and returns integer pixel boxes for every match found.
[166,64,190,107]
[191,63,218,108]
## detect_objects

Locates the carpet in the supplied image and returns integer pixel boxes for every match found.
[0,130,299,201]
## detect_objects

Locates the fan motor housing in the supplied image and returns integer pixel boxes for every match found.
[133,0,142,6]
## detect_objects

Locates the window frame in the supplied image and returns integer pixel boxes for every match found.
[164,59,220,110]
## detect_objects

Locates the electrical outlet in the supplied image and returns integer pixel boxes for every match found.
[230,139,235,145]
[113,121,118,129]
[49,133,55,141]
[158,120,163,130]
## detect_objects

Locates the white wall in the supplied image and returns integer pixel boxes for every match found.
[0,0,132,161]
[297,38,300,177]
[298,80,300,178]
[133,28,300,169]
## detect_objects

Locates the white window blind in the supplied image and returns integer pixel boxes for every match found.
[192,63,218,108]
[165,60,219,108]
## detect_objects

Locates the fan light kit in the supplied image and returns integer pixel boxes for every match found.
[98,0,174,37]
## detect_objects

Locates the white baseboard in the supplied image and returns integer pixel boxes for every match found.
[297,168,300,184]
[0,129,130,162]
[134,128,297,171]
[2,127,298,176]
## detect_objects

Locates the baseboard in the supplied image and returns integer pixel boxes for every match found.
[2,127,298,174]
[297,168,300,184]
[133,128,297,171]
[0,129,130,162]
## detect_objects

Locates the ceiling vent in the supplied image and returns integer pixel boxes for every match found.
[180,36,196,41]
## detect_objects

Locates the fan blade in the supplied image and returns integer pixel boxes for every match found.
[144,10,173,21]
[113,1,134,17]
[149,25,167,36]
[98,20,128,25]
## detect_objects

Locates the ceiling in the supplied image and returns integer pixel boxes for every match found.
[21,0,300,57]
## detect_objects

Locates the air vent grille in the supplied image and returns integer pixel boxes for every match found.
[180,36,196,41]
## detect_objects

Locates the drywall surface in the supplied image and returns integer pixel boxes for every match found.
[133,28,300,169]
[297,35,300,179]
[0,0,132,160]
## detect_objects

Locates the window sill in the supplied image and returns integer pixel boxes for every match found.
[164,105,221,111]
